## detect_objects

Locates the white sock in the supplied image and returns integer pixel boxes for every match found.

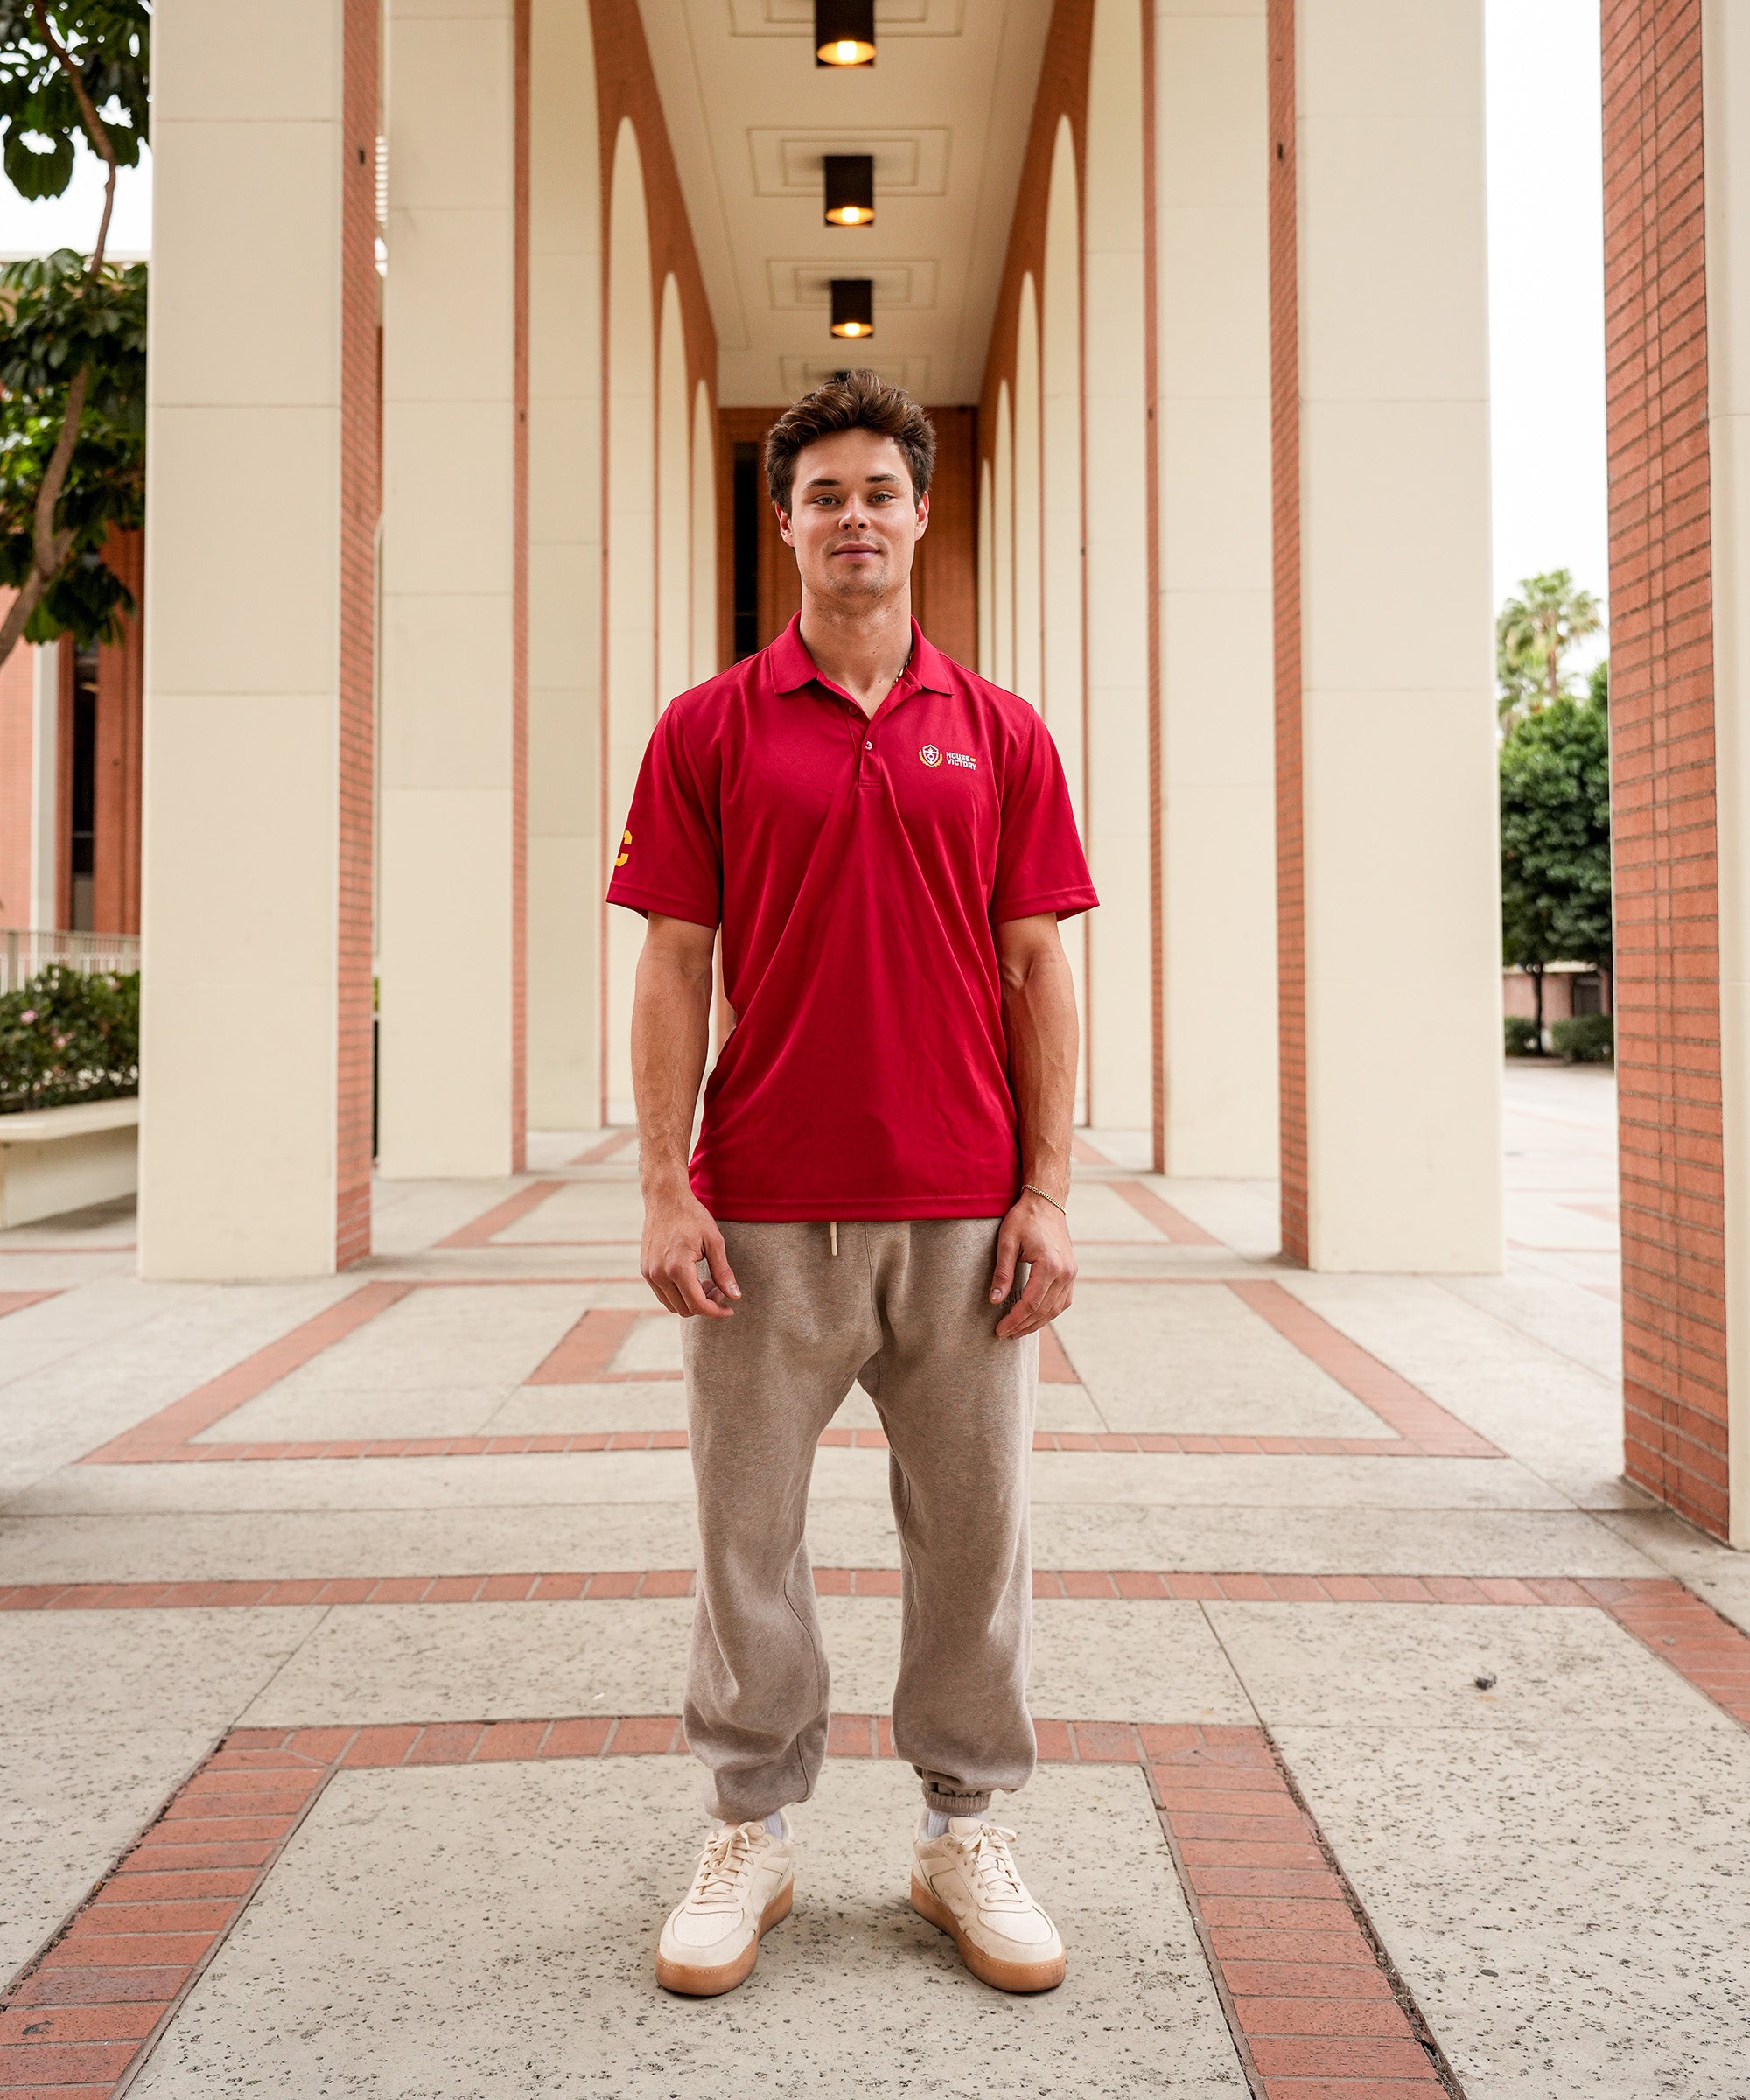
[762,1810,786,1839]
[924,1807,979,1838]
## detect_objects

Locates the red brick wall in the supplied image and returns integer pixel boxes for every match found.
[0,613,35,929]
[1602,0,1729,1536]
[335,0,381,1269]
[91,532,143,936]
[1267,0,1307,1267]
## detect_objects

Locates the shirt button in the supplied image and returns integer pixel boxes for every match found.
[864,740,872,750]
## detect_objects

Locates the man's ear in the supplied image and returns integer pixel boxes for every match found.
[775,502,794,547]
[914,491,930,540]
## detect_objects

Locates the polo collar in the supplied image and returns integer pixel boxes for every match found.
[768,612,952,698]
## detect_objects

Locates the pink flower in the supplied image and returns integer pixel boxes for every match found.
[19,1010,35,1023]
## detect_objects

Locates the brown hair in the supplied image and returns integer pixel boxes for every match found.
[764,368,936,514]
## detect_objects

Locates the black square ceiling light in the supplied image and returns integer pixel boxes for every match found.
[823,154,875,227]
[830,277,874,340]
[816,0,875,66]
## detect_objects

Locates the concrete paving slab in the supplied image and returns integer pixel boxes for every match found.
[1437,1272,1620,1385]
[1055,1282,1388,1438]
[1064,1181,1170,1242]
[1278,1723,1750,2100]
[1023,1503,1658,1577]
[1277,1272,1628,1507]
[0,1605,326,1733]
[1205,1600,1734,1733]
[3,1446,1572,1518]
[237,1594,1252,1730]
[491,1177,649,1242]
[1,1726,216,1987]
[1143,1179,1281,1259]
[0,1499,1662,1587]
[129,1756,1244,2099]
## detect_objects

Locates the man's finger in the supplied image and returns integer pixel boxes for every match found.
[643,1269,685,1317]
[995,1262,1053,1337]
[989,1226,1020,1306]
[671,1259,733,1319]
[703,1229,741,1302]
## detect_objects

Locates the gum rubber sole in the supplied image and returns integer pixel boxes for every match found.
[655,1878,794,1997]
[909,1872,1068,1993]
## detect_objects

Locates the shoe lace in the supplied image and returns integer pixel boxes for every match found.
[953,1823,1028,1910]
[688,1823,765,1912]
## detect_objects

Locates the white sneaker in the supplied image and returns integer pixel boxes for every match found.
[910,1815,1067,1992]
[656,1816,794,1996]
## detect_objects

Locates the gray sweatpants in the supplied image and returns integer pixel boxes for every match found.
[680,1218,1039,1824]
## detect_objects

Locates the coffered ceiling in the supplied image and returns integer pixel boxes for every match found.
[636,0,1053,405]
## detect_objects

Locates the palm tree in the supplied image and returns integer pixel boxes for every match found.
[1496,569,1604,723]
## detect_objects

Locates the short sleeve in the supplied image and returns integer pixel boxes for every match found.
[606,702,722,928]
[991,712,1100,923]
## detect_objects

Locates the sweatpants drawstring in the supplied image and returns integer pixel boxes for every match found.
[830,1221,838,1257]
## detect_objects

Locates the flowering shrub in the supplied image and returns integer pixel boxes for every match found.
[0,964,139,1113]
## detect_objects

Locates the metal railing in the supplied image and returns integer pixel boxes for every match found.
[2,929,141,996]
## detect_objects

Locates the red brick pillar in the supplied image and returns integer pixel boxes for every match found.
[1602,0,1742,1540]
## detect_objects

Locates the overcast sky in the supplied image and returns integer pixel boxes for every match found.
[0,2,1610,638]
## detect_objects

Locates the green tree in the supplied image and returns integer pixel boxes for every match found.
[1500,677,1612,1051]
[0,3,149,667]
[1496,568,1603,722]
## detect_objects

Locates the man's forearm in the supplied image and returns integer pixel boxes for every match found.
[1002,942,1078,1202]
[631,941,713,1194]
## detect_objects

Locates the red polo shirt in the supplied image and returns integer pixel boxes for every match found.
[607,615,1097,1221]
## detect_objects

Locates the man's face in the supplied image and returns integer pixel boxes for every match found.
[777,427,929,606]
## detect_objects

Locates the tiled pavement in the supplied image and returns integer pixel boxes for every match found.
[3,1062,1748,2096]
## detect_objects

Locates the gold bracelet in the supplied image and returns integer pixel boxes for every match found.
[1022,1182,1068,1214]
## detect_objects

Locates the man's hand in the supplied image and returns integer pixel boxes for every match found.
[640,1181,741,1319]
[990,1186,1076,1339]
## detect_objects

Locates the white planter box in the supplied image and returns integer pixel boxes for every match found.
[0,1096,139,1228]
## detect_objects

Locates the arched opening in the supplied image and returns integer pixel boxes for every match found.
[1042,112,1088,1122]
[655,274,690,710]
[604,116,655,1121]
[1014,272,1042,709]
[994,381,1015,692]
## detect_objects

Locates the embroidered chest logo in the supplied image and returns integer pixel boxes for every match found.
[919,745,942,767]
[945,751,976,771]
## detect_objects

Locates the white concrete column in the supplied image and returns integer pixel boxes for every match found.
[526,0,602,1132]
[1041,114,1089,1123]
[378,0,524,1177]
[140,0,377,1278]
[603,117,656,1124]
[977,457,995,677]
[1154,0,1278,1177]
[656,275,690,707]
[1286,0,1501,1269]
[993,382,1015,692]
[1084,0,1154,1133]
[1704,0,1750,1539]
[1014,274,1043,710]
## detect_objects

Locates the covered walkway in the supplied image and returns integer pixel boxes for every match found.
[4,1068,1748,2093]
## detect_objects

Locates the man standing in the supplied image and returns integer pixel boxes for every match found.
[607,372,1096,1998]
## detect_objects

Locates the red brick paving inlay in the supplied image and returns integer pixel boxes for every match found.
[1148,1726,1460,2097]
[1110,1179,1225,1246]
[0,1568,1665,1614]
[0,1288,60,1320]
[434,1179,566,1249]
[569,1129,637,1166]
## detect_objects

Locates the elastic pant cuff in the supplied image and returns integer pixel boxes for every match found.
[923,1787,992,1816]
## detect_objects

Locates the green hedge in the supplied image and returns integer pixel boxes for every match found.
[0,964,139,1114]
[1551,1012,1613,1063]
[1503,1016,1539,1057]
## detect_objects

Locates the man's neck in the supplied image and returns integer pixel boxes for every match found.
[799,592,915,718]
